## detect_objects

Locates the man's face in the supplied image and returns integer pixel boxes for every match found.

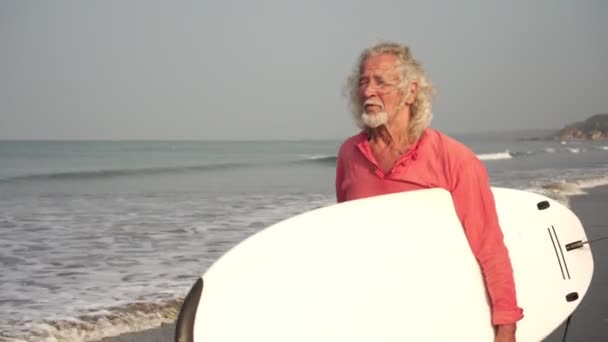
[357,53,404,128]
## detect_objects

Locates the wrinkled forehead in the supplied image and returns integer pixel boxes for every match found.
[359,53,401,77]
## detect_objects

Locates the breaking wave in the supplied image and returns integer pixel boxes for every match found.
[298,154,337,165]
[0,299,182,342]
[476,149,536,161]
[524,175,608,207]
[476,143,606,162]
[477,151,513,161]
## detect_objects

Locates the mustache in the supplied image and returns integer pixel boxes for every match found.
[363,99,384,108]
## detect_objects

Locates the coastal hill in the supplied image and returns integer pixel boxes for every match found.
[554,114,608,141]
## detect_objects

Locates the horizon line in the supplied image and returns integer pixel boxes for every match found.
[0,128,559,142]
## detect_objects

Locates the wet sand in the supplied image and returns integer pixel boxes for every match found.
[96,322,175,342]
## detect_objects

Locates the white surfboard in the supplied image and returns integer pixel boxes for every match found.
[174,187,594,342]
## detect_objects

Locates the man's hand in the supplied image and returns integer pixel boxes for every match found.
[495,324,516,342]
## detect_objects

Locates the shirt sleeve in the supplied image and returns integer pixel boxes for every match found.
[451,158,524,326]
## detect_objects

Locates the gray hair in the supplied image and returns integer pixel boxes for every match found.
[345,42,437,142]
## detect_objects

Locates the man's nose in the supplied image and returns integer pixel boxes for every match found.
[361,82,377,97]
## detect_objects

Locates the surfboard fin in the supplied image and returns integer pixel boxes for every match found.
[565,241,585,251]
[566,235,608,251]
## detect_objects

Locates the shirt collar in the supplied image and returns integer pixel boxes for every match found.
[354,129,429,170]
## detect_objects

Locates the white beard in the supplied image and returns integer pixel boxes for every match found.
[361,111,389,128]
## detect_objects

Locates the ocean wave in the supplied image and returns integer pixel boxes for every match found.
[0,163,255,183]
[525,175,608,208]
[0,156,341,183]
[477,151,513,161]
[299,155,338,164]
[0,299,182,342]
[574,176,608,191]
[309,147,586,163]
[567,147,581,154]
[1,145,602,183]
[476,149,538,161]
[476,144,606,161]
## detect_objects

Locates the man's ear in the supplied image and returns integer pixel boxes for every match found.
[405,80,418,105]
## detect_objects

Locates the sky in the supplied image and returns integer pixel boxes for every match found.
[1,0,607,140]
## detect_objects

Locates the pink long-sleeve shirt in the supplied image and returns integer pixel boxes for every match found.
[335,128,524,325]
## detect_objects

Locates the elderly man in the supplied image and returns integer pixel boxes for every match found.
[335,42,524,342]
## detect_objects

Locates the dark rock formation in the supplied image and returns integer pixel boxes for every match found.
[555,114,608,141]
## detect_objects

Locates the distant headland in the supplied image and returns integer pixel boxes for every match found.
[554,114,608,141]
[521,114,608,141]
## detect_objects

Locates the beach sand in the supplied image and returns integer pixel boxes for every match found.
[98,186,608,342]
[96,322,175,342]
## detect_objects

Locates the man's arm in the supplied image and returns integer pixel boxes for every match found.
[496,324,517,342]
[450,159,524,331]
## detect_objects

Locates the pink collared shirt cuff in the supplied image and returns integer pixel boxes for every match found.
[492,307,524,326]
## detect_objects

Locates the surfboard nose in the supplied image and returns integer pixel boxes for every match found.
[175,277,204,342]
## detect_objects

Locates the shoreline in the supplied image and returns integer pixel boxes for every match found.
[96,185,608,342]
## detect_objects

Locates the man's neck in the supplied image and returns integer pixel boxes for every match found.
[368,111,411,151]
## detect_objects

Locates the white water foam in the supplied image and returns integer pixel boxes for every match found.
[299,145,603,164]
[302,154,333,160]
[477,151,512,161]
[525,175,608,208]
[298,154,337,163]
[0,299,181,342]
[576,176,608,191]
[0,192,335,342]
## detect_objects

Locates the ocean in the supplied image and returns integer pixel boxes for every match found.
[1,130,607,341]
